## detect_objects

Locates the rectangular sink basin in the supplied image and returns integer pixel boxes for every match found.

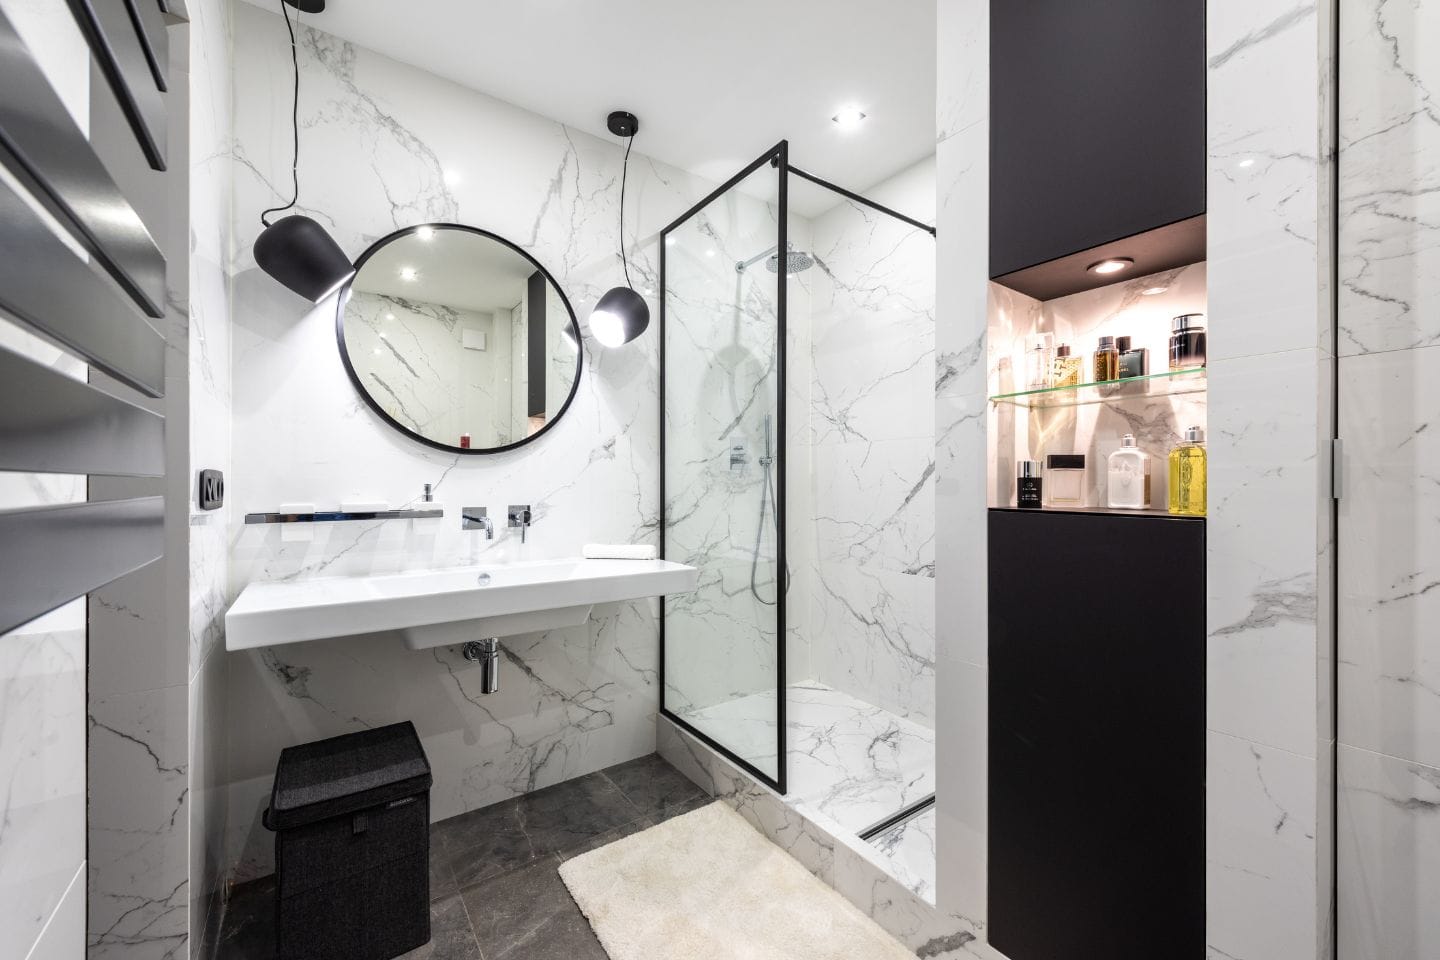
[225,558,699,651]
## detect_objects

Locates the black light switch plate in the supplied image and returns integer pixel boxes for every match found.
[199,469,224,510]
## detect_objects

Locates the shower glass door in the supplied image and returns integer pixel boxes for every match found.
[660,143,788,791]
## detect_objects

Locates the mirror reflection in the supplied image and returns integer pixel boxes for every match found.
[339,225,581,453]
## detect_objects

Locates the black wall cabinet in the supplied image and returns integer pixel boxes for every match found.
[988,509,1204,960]
[990,0,1206,282]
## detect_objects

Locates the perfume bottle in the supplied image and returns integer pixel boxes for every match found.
[1106,434,1152,509]
[1169,314,1208,371]
[1016,460,1043,508]
[1044,454,1086,507]
[1051,344,1083,388]
[1117,335,1149,379]
[1168,426,1207,516]
[1093,335,1119,382]
[1025,335,1054,390]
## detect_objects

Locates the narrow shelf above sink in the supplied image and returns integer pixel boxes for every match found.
[224,558,699,651]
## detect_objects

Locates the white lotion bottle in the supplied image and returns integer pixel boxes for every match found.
[1106,434,1152,509]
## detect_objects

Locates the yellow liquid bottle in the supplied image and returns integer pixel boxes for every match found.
[1168,425,1207,516]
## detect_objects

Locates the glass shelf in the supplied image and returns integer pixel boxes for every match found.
[989,367,1206,408]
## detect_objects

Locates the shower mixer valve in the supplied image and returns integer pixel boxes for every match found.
[729,441,748,472]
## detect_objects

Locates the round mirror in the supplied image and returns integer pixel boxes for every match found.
[337,224,583,454]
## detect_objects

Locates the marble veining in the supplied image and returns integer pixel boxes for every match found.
[868,806,938,904]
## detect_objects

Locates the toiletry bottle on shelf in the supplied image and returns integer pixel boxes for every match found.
[1117,335,1148,378]
[1169,314,1208,370]
[1024,335,1054,390]
[1168,426,1207,516]
[1016,460,1043,508]
[1051,344,1082,388]
[1094,335,1119,382]
[1107,434,1152,509]
[1044,454,1086,507]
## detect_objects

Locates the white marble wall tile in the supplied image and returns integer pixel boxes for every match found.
[1208,0,1330,361]
[1207,349,1328,757]
[1206,731,1320,960]
[0,608,86,957]
[810,563,935,725]
[935,0,987,146]
[812,438,935,576]
[935,392,987,670]
[1337,743,1440,960]
[1337,344,1440,769]
[87,686,190,958]
[932,654,986,929]
[1336,0,1440,357]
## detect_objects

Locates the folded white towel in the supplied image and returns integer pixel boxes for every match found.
[583,543,659,560]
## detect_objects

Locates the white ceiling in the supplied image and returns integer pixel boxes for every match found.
[256,0,937,217]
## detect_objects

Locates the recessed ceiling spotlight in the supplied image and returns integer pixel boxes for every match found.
[416,226,435,241]
[1141,286,1169,296]
[1087,257,1134,276]
[832,105,867,130]
[399,266,418,282]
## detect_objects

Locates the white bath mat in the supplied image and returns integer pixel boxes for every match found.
[558,801,914,960]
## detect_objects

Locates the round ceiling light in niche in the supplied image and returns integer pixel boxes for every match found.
[1087,257,1135,276]
[589,109,650,348]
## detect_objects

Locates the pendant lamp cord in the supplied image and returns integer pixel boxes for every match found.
[259,0,301,227]
[619,133,634,288]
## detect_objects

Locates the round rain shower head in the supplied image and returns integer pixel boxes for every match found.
[766,250,814,274]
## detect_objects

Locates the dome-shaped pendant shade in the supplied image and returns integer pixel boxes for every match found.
[254,215,353,302]
[589,286,650,347]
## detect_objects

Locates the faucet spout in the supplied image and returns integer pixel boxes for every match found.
[462,507,494,539]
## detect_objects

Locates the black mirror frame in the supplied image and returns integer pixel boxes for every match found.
[335,223,585,456]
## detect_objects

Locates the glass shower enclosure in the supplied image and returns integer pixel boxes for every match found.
[660,141,938,882]
[660,143,790,790]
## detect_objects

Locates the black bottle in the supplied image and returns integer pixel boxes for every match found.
[1017,460,1043,508]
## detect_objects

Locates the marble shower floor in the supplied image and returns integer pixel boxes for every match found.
[680,681,937,897]
[214,754,710,960]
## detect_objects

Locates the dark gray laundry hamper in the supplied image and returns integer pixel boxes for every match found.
[264,721,433,960]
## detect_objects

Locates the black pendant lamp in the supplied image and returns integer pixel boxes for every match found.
[589,111,650,348]
[254,0,352,302]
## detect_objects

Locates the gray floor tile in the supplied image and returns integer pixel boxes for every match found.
[399,895,481,960]
[440,773,642,887]
[460,857,608,960]
[600,753,705,820]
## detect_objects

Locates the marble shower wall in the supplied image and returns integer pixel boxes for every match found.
[1336,0,1440,956]
[985,264,1209,510]
[223,5,737,881]
[660,167,796,749]
[801,158,938,727]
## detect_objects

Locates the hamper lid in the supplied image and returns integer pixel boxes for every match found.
[264,721,432,831]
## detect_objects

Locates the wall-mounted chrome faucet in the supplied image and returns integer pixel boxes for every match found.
[422,483,434,503]
[508,504,532,543]
[462,506,493,539]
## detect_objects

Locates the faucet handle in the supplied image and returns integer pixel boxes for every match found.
[507,504,532,543]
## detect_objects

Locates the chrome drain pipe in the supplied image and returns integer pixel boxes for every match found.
[462,638,501,694]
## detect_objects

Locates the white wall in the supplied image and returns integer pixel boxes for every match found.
[221,4,730,881]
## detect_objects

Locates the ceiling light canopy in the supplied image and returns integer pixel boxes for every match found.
[1087,257,1134,276]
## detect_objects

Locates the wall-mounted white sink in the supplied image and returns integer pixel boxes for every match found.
[224,558,699,651]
